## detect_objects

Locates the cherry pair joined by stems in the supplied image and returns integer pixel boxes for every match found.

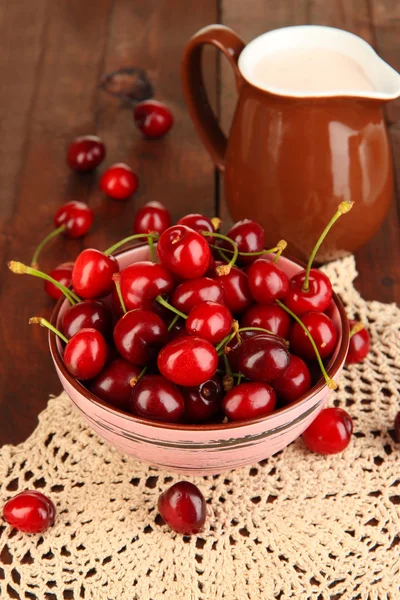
[3,490,56,534]
[29,317,107,380]
[133,100,174,139]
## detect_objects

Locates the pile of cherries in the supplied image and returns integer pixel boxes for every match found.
[6,199,378,535]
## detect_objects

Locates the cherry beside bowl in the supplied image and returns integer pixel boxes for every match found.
[49,245,349,475]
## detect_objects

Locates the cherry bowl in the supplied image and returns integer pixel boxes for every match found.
[49,245,349,475]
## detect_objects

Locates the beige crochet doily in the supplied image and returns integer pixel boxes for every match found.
[0,256,399,600]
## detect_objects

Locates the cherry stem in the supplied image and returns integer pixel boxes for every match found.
[349,321,364,338]
[167,314,180,331]
[112,273,127,314]
[276,300,337,390]
[273,240,287,263]
[104,233,159,256]
[216,320,239,353]
[237,372,243,385]
[207,241,285,258]
[216,247,231,264]
[31,224,66,269]
[303,201,354,291]
[156,295,187,320]
[222,354,234,391]
[29,316,69,344]
[202,232,238,275]
[8,261,79,305]
[130,365,147,387]
[147,235,155,262]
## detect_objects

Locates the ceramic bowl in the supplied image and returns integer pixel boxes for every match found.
[49,245,349,475]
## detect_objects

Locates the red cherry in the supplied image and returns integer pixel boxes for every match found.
[133,201,171,235]
[223,382,276,421]
[395,412,400,443]
[3,490,56,534]
[241,304,291,338]
[177,213,216,241]
[113,309,168,365]
[72,249,118,299]
[62,300,112,339]
[224,330,259,372]
[130,375,184,422]
[158,336,218,386]
[158,225,211,279]
[238,334,290,382]
[54,201,94,238]
[290,311,337,361]
[272,354,311,405]
[64,328,107,380]
[211,262,253,314]
[133,100,174,139]
[181,375,223,423]
[67,135,105,172]
[100,163,138,200]
[185,301,232,344]
[89,358,141,410]
[158,481,206,534]
[117,261,174,311]
[302,407,353,454]
[247,259,289,304]
[44,262,74,300]
[171,277,224,314]
[224,219,265,265]
[346,320,370,364]
[284,269,333,315]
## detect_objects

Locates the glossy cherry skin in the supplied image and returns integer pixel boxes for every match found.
[158,225,211,279]
[223,382,276,421]
[133,100,174,139]
[177,213,216,242]
[89,358,141,410]
[62,300,112,339]
[133,201,171,235]
[72,249,118,299]
[224,219,265,265]
[290,311,337,361]
[241,304,291,339]
[113,309,168,365]
[224,330,259,372]
[158,481,206,534]
[67,135,105,172]
[346,320,370,364]
[118,261,174,311]
[238,334,290,383]
[284,269,333,315]
[247,259,289,304]
[211,262,253,315]
[100,163,138,200]
[64,328,107,380]
[171,277,224,314]
[395,412,400,443]
[185,301,232,344]
[158,336,218,386]
[302,407,353,454]
[3,490,56,533]
[181,375,223,423]
[54,201,94,238]
[130,375,184,422]
[272,354,311,405]
[44,262,74,300]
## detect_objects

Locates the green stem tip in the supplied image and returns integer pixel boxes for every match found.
[31,224,66,269]
[29,317,69,344]
[8,261,79,305]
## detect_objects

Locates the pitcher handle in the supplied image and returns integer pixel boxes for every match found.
[182,25,245,173]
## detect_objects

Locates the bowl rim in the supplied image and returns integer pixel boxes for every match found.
[49,244,350,432]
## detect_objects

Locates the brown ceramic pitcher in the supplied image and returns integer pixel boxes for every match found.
[182,25,400,261]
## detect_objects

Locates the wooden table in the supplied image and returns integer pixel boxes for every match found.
[0,0,399,446]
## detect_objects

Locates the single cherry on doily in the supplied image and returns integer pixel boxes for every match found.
[346,320,370,364]
[133,100,174,139]
[44,262,74,301]
[223,381,276,421]
[100,163,139,200]
[158,335,218,386]
[284,201,353,315]
[157,225,211,279]
[273,354,311,405]
[302,407,353,454]
[130,375,185,422]
[133,201,171,235]
[67,135,106,172]
[158,481,206,534]
[90,358,141,410]
[181,375,223,423]
[185,301,233,344]
[3,490,56,534]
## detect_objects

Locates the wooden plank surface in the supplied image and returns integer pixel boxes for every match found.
[0,0,217,445]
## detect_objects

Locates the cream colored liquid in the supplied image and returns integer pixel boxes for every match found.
[252,48,375,92]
